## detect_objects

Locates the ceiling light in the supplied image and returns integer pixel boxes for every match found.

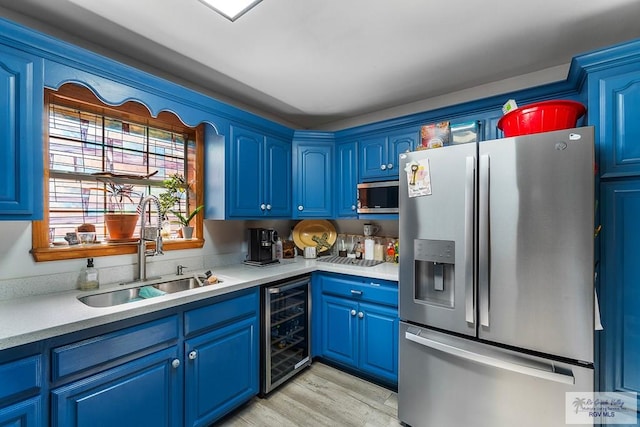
[198,0,262,21]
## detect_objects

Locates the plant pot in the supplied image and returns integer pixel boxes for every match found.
[105,213,139,240]
[181,226,194,240]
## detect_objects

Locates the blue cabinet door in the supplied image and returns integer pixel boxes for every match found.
[320,295,358,368]
[264,137,291,217]
[387,130,418,176]
[336,142,358,218]
[600,180,640,406]
[51,347,182,427]
[592,65,640,178]
[360,130,418,181]
[0,46,43,220]
[293,141,333,218]
[359,136,387,181]
[358,302,398,384]
[0,397,42,427]
[228,125,264,217]
[184,315,258,427]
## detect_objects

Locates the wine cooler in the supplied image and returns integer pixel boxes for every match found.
[262,275,311,394]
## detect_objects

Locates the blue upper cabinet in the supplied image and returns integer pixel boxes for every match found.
[359,136,387,181]
[292,131,334,218]
[589,61,640,178]
[335,141,358,218]
[264,136,292,217]
[387,130,416,171]
[359,129,418,181]
[227,125,291,218]
[0,45,43,220]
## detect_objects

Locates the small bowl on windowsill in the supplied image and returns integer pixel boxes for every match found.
[77,232,97,245]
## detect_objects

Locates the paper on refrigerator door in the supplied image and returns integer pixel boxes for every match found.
[405,159,432,197]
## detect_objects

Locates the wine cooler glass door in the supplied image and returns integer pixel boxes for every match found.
[264,277,311,394]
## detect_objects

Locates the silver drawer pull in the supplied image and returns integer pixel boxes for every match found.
[350,289,363,295]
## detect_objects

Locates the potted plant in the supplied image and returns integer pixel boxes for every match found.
[171,205,203,239]
[159,173,185,219]
[158,173,185,237]
[104,182,141,240]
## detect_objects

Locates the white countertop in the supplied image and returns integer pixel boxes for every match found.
[0,257,398,351]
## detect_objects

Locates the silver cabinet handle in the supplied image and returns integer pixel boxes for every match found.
[266,204,272,211]
[188,350,197,360]
[171,359,181,369]
[404,330,575,385]
[260,203,266,211]
[465,156,476,325]
[358,311,364,319]
[350,289,363,295]
[387,163,393,169]
[298,205,304,211]
[479,154,490,327]
[351,205,356,210]
[380,164,387,170]
[350,309,357,316]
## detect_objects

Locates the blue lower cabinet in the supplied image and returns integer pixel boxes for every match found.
[0,397,42,427]
[0,354,43,427]
[358,302,398,383]
[316,273,399,385]
[51,347,182,427]
[320,295,358,367]
[184,316,259,427]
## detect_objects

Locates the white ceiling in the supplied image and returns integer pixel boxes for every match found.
[2,0,640,129]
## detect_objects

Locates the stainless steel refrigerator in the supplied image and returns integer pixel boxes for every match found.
[398,127,595,427]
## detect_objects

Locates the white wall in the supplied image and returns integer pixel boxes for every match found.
[0,218,397,300]
[0,220,249,300]
[318,64,570,131]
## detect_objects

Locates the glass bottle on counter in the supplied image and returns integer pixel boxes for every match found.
[79,258,99,291]
[355,241,363,260]
[374,238,385,261]
[386,242,395,263]
[275,237,283,259]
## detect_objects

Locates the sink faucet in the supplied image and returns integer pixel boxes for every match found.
[137,195,163,281]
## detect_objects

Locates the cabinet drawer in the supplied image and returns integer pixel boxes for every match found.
[52,315,178,382]
[185,288,259,337]
[320,275,398,307]
[0,355,42,402]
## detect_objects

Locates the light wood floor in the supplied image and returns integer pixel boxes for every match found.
[215,362,402,427]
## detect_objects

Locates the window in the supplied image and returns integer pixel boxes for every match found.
[31,84,205,262]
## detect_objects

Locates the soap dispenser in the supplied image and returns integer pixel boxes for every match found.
[80,258,99,291]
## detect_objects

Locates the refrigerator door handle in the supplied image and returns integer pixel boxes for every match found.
[404,330,575,385]
[479,154,490,327]
[465,156,475,324]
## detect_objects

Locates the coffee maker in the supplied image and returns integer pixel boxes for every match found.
[245,228,279,266]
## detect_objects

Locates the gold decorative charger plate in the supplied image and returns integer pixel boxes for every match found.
[292,220,337,252]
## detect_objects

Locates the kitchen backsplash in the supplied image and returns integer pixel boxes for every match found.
[0,219,398,301]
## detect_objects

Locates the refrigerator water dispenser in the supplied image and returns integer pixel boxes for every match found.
[413,239,455,308]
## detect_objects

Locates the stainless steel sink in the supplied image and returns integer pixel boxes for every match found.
[78,276,222,307]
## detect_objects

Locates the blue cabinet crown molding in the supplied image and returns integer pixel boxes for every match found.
[571,36,640,76]
[293,130,336,143]
[0,17,293,140]
[3,17,640,143]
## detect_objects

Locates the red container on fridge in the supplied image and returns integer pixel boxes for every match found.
[497,100,586,137]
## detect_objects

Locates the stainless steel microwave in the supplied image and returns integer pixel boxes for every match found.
[357,181,399,214]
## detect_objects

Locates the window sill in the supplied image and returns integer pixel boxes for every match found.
[30,238,205,262]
